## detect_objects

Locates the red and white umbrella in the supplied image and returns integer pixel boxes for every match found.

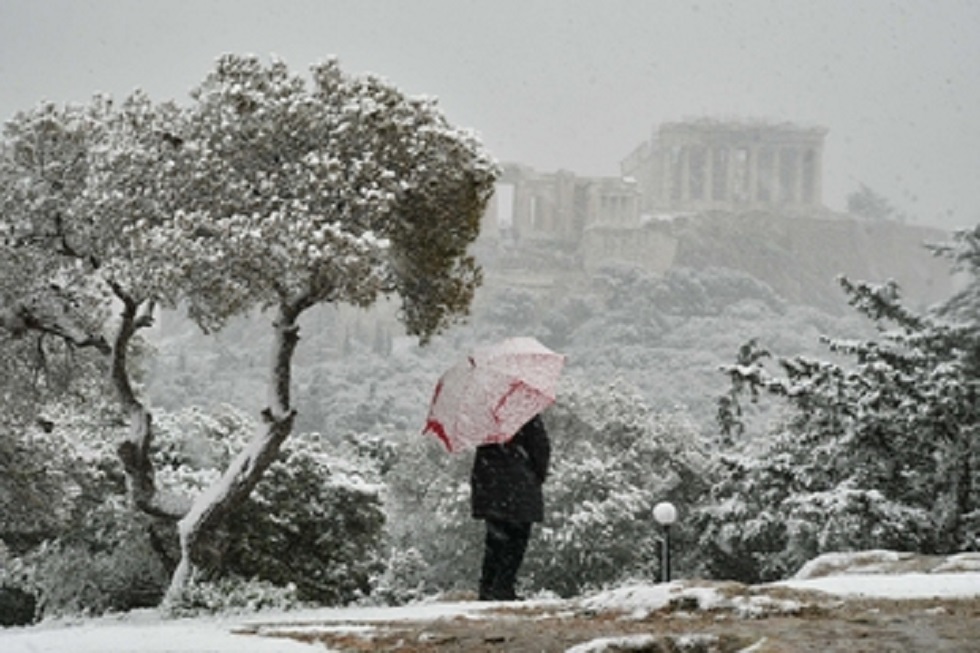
[423,337,565,453]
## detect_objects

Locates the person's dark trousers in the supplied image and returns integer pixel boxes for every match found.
[479,519,532,601]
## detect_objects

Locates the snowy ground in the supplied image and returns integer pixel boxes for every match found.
[3,551,979,653]
[0,601,519,653]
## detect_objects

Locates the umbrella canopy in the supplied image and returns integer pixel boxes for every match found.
[423,337,565,453]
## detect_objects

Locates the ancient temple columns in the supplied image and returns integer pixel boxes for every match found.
[648,121,827,211]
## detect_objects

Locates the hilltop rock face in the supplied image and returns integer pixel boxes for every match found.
[666,212,954,313]
[484,205,955,318]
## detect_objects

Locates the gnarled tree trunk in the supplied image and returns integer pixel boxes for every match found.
[110,293,191,520]
[165,300,302,600]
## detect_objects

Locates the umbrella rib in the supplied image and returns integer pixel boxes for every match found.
[493,379,528,423]
[424,418,454,452]
[422,337,564,453]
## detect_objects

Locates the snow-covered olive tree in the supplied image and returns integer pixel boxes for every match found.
[0,54,498,601]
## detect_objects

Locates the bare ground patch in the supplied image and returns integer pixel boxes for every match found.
[244,591,980,652]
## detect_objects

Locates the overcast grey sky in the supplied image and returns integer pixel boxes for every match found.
[1,0,977,229]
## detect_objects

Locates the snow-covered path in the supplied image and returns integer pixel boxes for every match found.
[0,602,504,653]
[1,611,319,653]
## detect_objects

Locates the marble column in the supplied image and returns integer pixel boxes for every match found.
[793,148,804,205]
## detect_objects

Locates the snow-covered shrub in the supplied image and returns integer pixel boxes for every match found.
[3,401,387,617]
[695,505,793,583]
[222,436,386,605]
[164,574,302,617]
[153,408,387,606]
[5,501,169,620]
[24,505,169,617]
[1,396,122,551]
[524,381,712,596]
[782,486,932,555]
[1,399,172,618]
[693,448,936,583]
[693,449,804,583]
[368,546,430,605]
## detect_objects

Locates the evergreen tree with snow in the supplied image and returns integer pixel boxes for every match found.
[697,225,979,582]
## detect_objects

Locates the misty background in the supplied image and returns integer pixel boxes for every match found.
[3,1,980,622]
[1,0,978,231]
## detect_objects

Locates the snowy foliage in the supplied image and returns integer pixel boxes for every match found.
[151,406,386,606]
[559,264,869,434]
[525,380,711,596]
[699,229,979,581]
[368,545,431,606]
[222,436,386,605]
[693,448,934,583]
[148,54,499,336]
[2,55,497,337]
[164,575,303,618]
[0,403,387,618]
[0,398,170,618]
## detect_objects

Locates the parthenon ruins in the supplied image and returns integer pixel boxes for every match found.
[621,119,828,213]
[478,118,834,274]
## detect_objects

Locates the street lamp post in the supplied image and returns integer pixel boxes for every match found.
[652,501,678,583]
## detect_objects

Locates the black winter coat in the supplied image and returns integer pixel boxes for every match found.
[470,415,551,523]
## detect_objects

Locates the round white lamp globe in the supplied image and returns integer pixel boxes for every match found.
[652,501,678,525]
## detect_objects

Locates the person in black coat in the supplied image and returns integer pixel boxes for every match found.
[470,413,551,601]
